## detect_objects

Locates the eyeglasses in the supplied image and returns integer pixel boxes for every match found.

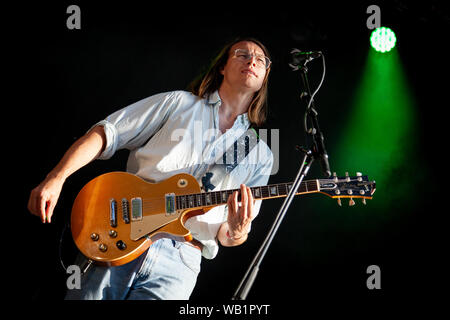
[233,49,271,69]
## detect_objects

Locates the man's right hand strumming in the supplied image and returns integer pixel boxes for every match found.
[28,174,65,223]
[27,125,106,223]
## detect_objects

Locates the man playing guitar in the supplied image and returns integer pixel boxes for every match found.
[28,38,274,300]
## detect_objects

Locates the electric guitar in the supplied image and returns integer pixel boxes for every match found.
[71,172,376,266]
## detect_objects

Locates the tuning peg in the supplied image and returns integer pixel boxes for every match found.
[333,172,338,182]
[349,197,355,206]
[362,198,366,205]
[345,172,350,182]
[356,172,363,182]
[337,197,342,206]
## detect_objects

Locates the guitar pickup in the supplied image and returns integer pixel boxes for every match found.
[131,197,143,221]
[165,193,176,216]
[109,199,117,227]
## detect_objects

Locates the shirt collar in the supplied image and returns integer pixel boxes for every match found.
[207,90,221,106]
[207,90,250,128]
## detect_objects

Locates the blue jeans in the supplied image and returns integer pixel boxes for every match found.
[65,238,202,300]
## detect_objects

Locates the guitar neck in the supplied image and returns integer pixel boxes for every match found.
[175,179,320,210]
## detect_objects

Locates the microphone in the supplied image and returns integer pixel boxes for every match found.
[289,49,322,70]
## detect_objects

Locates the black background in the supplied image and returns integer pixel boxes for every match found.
[8,0,449,311]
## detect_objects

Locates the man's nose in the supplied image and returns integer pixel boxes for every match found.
[247,56,257,67]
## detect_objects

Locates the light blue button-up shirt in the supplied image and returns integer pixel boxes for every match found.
[95,90,273,259]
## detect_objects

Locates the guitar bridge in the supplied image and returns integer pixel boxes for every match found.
[122,198,130,224]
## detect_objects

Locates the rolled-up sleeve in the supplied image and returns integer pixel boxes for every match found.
[91,91,179,160]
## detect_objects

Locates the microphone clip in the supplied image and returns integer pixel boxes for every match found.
[289,49,322,71]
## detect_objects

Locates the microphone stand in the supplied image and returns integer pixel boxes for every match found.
[298,61,331,178]
[232,56,329,300]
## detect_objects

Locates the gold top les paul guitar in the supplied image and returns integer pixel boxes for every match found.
[71,172,376,266]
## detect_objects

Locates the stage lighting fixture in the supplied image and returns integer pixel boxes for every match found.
[370,27,396,53]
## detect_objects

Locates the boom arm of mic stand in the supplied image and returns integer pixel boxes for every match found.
[232,150,314,300]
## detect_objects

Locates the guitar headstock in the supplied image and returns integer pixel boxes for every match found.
[318,172,376,206]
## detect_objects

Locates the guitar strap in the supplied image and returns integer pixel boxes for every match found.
[201,126,260,192]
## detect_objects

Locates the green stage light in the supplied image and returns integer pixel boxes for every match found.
[331,48,418,213]
[370,27,396,53]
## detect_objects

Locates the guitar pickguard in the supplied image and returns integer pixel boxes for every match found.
[130,212,180,240]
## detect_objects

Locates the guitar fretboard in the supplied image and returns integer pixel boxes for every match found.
[175,180,319,210]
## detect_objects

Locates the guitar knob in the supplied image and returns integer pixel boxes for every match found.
[90,233,99,241]
[116,240,127,250]
[99,243,108,252]
[109,230,117,238]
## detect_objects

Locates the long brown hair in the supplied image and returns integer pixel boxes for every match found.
[189,37,271,127]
